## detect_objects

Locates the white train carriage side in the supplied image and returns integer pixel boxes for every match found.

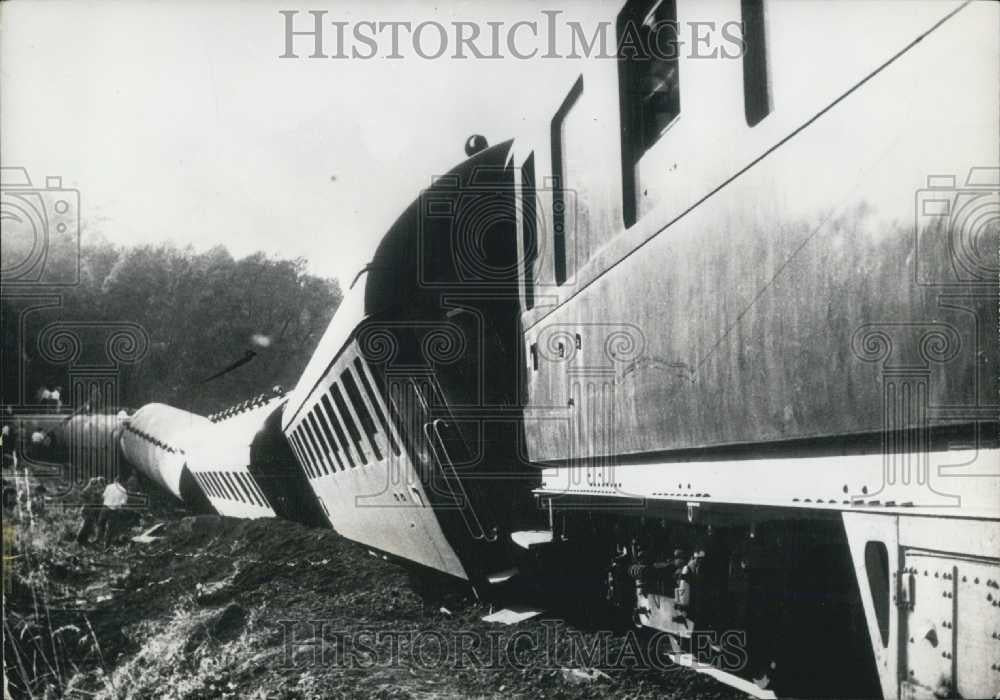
[120,402,215,512]
[508,1,998,698]
[281,283,469,580]
[187,402,278,519]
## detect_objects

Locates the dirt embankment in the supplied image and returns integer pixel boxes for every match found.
[4,502,744,699]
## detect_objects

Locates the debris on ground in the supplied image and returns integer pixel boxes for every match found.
[3,481,745,699]
[482,606,544,625]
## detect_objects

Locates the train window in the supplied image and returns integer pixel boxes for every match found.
[232,473,252,505]
[297,429,320,477]
[302,419,331,475]
[741,0,771,126]
[289,432,311,478]
[233,473,254,504]
[550,76,583,285]
[248,476,269,507]
[221,473,234,500]
[230,473,249,503]
[238,473,261,506]
[354,358,400,457]
[331,383,367,465]
[219,473,234,500]
[197,473,213,498]
[222,472,244,502]
[617,0,681,227]
[520,152,537,308]
[864,541,890,647]
[287,433,309,477]
[306,413,333,474]
[296,427,322,478]
[234,473,252,504]
[212,473,227,499]
[206,473,222,498]
[288,431,309,478]
[321,394,356,468]
[313,407,346,470]
[207,474,222,499]
[342,367,384,461]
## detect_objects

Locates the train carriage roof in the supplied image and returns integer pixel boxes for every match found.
[284,139,513,429]
[187,397,287,473]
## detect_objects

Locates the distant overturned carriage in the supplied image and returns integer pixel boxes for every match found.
[190,395,328,527]
[119,403,214,513]
[118,397,328,528]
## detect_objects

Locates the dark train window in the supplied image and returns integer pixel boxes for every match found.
[198,474,214,498]
[321,394,355,468]
[230,473,249,503]
[234,473,254,505]
[225,473,245,503]
[208,474,222,499]
[290,431,311,478]
[234,473,256,505]
[208,473,224,498]
[343,367,383,462]
[289,432,311,477]
[310,408,341,471]
[286,433,305,475]
[551,76,583,285]
[314,407,346,470]
[521,152,537,308]
[241,474,263,507]
[331,383,367,465]
[864,541,890,647]
[741,0,771,126]
[306,413,333,474]
[222,472,244,502]
[617,0,681,227]
[232,472,256,505]
[302,418,330,474]
[212,473,227,499]
[354,358,400,457]
[297,427,322,478]
[248,477,268,506]
[251,479,270,507]
[220,473,236,500]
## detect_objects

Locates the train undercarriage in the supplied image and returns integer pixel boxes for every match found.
[512,448,1000,699]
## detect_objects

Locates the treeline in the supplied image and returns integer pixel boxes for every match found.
[1,235,342,415]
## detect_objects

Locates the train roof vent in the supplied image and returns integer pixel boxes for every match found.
[464,134,488,157]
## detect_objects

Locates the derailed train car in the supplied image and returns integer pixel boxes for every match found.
[118,397,328,527]
[277,2,998,698]
[282,140,531,584]
[49,2,996,698]
[190,395,327,526]
[120,403,215,512]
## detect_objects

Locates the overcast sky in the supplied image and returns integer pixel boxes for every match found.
[1,0,602,285]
